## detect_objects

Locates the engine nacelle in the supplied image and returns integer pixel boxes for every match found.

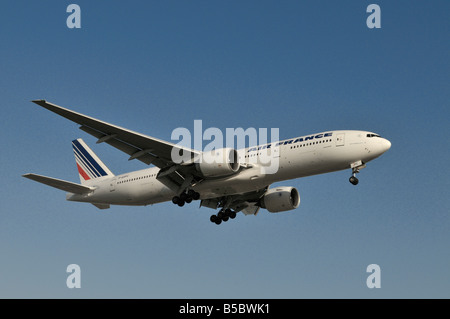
[195,148,240,177]
[260,187,300,213]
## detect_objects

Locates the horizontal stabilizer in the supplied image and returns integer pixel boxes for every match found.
[23,173,94,194]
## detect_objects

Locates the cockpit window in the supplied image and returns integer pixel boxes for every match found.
[367,134,381,138]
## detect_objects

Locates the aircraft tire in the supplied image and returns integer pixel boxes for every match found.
[349,176,359,185]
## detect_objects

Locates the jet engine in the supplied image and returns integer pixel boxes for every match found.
[260,187,300,213]
[195,148,240,177]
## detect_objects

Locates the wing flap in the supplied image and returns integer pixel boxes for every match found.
[199,187,268,215]
[92,203,110,209]
[23,173,94,194]
[241,204,260,216]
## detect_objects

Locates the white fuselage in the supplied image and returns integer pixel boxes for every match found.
[67,130,391,206]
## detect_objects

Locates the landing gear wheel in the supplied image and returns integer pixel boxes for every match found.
[349,176,359,185]
[210,209,238,225]
[172,196,180,204]
[187,190,198,200]
[177,200,185,207]
[180,192,188,201]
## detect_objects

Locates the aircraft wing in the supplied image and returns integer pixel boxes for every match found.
[31,100,200,169]
[23,173,94,194]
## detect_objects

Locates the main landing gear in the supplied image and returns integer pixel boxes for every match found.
[349,160,366,186]
[172,189,200,207]
[210,208,237,225]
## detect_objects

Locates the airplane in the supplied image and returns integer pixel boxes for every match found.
[23,100,391,225]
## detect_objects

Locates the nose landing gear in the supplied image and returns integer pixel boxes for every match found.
[349,160,366,186]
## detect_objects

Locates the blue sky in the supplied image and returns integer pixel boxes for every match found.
[1,1,449,298]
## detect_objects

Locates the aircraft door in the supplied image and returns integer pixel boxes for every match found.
[336,133,345,146]
[110,178,116,192]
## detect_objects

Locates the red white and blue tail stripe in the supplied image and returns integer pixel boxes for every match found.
[72,138,114,183]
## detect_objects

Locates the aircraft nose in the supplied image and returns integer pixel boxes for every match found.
[381,138,391,153]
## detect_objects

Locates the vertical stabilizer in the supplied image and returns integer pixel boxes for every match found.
[72,138,114,184]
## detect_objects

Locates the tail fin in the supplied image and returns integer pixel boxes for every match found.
[72,138,114,184]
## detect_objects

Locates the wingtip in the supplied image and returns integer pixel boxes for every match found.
[31,99,46,104]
